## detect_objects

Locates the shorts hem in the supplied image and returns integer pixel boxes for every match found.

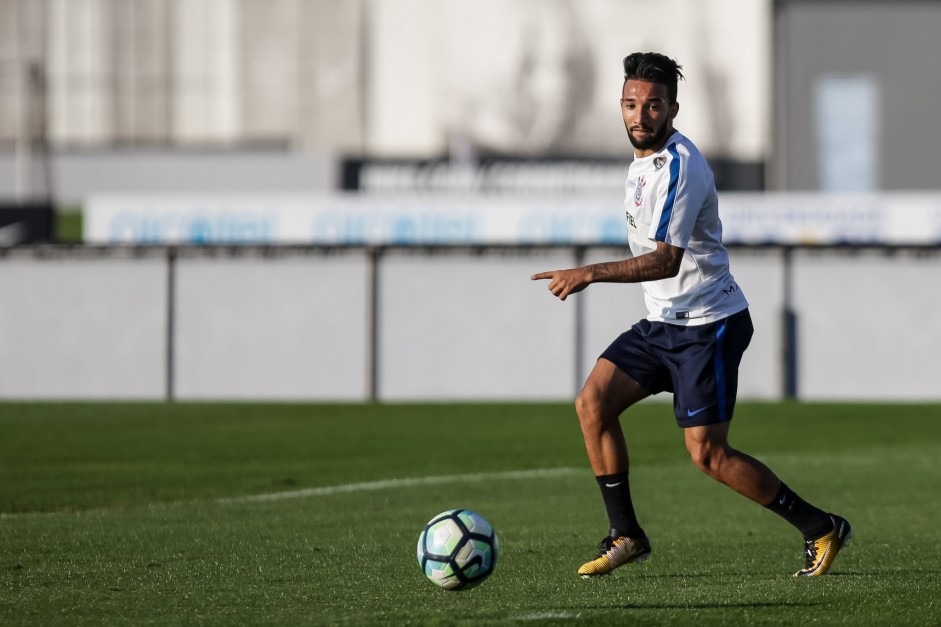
[676,414,733,429]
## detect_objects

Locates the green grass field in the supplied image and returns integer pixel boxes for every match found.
[54,209,82,243]
[2,402,940,626]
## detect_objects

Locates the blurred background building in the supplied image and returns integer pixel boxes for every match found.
[0,0,752,205]
[2,0,940,204]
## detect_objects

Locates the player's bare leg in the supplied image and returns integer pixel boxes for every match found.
[575,358,652,577]
[682,422,780,504]
[683,422,852,576]
[575,358,650,475]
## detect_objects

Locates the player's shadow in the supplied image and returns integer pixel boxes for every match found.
[636,572,770,580]
[594,601,820,611]
[827,569,941,577]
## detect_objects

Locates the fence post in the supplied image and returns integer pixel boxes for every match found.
[165,246,177,402]
[573,245,586,397]
[781,246,798,400]
[366,246,381,401]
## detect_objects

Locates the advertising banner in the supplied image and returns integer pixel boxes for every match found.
[85,194,629,246]
[85,192,941,246]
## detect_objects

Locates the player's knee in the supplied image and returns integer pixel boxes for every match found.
[575,388,603,426]
[688,443,725,476]
[688,447,710,473]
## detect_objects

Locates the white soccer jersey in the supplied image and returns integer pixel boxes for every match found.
[624,130,748,325]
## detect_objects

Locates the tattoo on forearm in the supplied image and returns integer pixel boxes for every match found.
[589,249,679,283]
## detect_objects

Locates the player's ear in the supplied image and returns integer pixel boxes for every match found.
[670,101,679,120]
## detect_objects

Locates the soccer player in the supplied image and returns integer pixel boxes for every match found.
[531,52,851,578]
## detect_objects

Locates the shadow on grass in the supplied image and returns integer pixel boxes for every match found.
[632,569,941,581]
[827,568,941,578]
[585,600,820,611]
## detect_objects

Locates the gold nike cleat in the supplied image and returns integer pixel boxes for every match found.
[794,514,853,577]
[578,534,651,578]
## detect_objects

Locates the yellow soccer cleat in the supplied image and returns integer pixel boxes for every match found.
[794,514,853,577]
[578,534,651,578]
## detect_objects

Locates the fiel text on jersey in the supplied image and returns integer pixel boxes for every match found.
[625,210,637,228]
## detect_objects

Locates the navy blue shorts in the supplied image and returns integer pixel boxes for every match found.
[599,308,753,428]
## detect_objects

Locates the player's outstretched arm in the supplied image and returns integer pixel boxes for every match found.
[531,241,684,301]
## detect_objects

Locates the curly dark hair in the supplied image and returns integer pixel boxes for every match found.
[622,52,685,102]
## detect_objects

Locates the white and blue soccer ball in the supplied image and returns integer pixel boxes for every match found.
[417,509,499,590]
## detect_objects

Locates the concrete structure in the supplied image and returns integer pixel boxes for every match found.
[772,0,941,191]
[4,0,940,201]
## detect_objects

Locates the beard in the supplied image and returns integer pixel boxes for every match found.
[627,120,670,152]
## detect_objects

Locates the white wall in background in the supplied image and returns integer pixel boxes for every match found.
[173,253,369,400]
[377,248,576,400]
[0,256,167,398]
[793,250,941,401]
[1,247,939,402]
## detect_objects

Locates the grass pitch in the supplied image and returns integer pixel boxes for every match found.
[1,402,940,625]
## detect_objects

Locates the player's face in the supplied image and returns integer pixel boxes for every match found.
[621,79,678,156]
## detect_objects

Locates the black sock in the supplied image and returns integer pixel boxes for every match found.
[595,472,644,539]
[764,482,833,539]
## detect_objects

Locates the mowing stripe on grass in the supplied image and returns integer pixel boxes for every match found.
[215,466,585,505]
[0,467,586,518]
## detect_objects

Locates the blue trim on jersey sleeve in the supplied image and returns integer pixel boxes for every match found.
[714,319,728,421]
[655,143,682,242]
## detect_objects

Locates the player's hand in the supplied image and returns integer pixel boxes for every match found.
[531,268,590,301]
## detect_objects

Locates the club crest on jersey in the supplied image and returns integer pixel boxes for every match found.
[633,176,646,206]
[654,156,667,171]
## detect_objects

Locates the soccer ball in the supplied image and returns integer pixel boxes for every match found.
[417,509,499,590]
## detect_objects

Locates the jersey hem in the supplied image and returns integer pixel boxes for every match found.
[647,302,749,327]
